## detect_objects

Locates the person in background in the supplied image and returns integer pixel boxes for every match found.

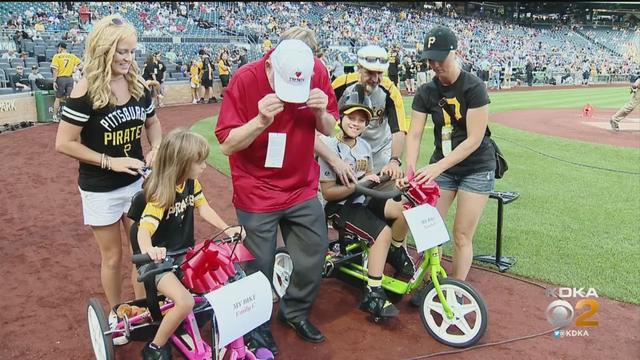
[28,65,44,91]
[217,50,231,99]
[609,74,640,132]
[11,64,31,91]
[51,41,82,122]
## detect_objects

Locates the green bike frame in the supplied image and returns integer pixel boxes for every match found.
[332,243,455,320]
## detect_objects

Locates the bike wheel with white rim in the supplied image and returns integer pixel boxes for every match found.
[273,247,293,299]
[87,298,115,360]
[420,278,487,348]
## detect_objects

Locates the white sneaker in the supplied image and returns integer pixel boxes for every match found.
[108,311,129,346]
[192,99,198,104]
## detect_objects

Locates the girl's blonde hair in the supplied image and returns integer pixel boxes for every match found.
[83,14,145,110]
[143,129,210,209]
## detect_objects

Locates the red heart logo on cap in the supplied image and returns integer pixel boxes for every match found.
[295,71,302,78]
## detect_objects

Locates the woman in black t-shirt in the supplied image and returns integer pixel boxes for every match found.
[55,15,162,346]
[402,25,495,283]
[142,53,161,106]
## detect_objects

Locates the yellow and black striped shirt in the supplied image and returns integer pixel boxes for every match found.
[139,179,208,251]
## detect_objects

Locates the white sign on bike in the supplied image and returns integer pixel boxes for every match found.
[204,272,272,347]
[403,204,450,253]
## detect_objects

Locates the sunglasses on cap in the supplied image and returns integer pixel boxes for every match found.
[111,17,124,26]
[359,56,389,65]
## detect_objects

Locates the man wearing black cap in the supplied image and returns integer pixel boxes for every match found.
[51,41,81,122]
[402,25,497,293]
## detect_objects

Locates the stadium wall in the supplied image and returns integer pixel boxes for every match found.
[0,80,222,125]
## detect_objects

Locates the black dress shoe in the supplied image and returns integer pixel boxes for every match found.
[277,312,325,343]
[245,323,279,355]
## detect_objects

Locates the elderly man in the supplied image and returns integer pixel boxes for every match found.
[215,39,338,355]
[327,44,415,278]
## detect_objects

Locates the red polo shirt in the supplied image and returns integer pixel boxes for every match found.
[215,50,339,213]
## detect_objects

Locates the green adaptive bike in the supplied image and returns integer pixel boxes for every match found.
[273,178,488,348]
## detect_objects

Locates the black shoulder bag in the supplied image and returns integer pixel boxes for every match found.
[435,82,508,179]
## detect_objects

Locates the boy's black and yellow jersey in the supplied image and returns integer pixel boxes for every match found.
[332,73,407,154]
[139,179,208,252]
[61,80,155,192]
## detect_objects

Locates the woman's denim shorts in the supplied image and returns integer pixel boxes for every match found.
[435,170,495,194]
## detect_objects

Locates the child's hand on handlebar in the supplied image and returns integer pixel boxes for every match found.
[395,177,410,190]
[361,173,381,184]
[225,230,245,241]
[142,246,167,263]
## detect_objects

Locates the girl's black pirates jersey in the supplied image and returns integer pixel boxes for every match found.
[139,179,207,252]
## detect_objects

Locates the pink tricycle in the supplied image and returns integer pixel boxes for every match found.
[87,194,273,360]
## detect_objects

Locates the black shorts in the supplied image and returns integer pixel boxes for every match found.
[388,74,399,87]
[219,74,229,87]
[324,197,392,245]
[201,78,213,88]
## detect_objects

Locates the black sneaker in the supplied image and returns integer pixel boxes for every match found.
[410,281,429,307]
[197,98,206,104]
[610,119,620,132]
[245,323,278,355]
[386,246,416,278]
[359,286,399,318]
[141,342,172,360]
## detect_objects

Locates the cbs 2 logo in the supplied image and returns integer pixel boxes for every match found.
[546,299,599,327]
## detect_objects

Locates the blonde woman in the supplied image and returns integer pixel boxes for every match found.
[55,14,162,346]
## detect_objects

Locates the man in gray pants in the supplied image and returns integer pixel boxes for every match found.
[215,39,339,355]
[610,75,640,131]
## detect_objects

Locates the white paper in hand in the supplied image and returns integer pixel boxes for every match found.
[204,272,272,347]
[403,204,450,253]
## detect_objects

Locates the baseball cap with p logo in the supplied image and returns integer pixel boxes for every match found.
[420,25,458,62]
[270,39,314,103]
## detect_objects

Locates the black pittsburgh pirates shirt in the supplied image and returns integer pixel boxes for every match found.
[61,83,155,192]
[139,179,207,252]
[412,70,495,176]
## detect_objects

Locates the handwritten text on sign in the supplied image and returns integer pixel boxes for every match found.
[204,272,272,347]
[403,203,450,253]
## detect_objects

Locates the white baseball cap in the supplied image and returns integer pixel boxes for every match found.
[357,45,389,72]
[270,39,314,103]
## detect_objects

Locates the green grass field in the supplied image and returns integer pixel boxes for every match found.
[192,86,640,304]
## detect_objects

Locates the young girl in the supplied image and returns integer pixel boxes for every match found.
[189,58,202,104]
[137,128,236,359]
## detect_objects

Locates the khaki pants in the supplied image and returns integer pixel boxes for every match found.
[612,90,640,123]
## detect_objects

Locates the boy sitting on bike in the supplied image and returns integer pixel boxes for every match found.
[318,85,414,318]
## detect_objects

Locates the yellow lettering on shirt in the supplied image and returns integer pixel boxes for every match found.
[103,125,144,146]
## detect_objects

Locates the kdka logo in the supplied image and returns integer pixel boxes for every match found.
[545,287,599,338]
